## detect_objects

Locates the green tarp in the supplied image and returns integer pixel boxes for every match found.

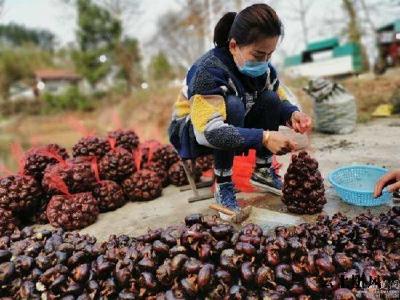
[333,43,360,57]
[284,54,302,67]
[377,19,400,33]
[306,37,339,52]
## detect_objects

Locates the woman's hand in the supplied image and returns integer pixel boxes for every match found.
[290,111,312,134]
[263,131,297,155]
[374,169,400,198]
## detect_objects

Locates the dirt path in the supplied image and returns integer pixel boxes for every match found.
[34,117,400,241]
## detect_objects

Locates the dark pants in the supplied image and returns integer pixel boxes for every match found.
[214,91,282,173]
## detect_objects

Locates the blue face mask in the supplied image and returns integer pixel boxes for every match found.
[239,61,269,78]
[237,48,269,78]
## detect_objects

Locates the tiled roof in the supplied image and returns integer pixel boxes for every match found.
[35,69,81,81]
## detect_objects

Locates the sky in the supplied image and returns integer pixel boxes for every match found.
[0,0,181,47]
[1,0,76,46]
[1,0,399,65]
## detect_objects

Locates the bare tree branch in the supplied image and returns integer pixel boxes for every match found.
[0,0,5,17]
[97,0,140,20]
[149,0,224,69]
[278,0,314,47]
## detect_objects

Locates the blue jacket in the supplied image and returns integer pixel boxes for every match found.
[169,46,298,159]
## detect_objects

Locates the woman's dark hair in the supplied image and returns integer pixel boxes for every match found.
[213,4,283,48]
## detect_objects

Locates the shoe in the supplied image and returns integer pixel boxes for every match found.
[250,165,283,196]
[214,182,240,212]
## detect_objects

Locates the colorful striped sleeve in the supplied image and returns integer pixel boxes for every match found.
[187,65,263,151]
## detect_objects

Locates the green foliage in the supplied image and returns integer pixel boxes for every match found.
[115,37,142,92]
[74,0,122,87]
[76,0,121,51]
[72,49,111,87]
[42,86,94,112]
[149,51,174,81]
[0,47,53,97]
[72,0,142,92]
[0,23,55,51]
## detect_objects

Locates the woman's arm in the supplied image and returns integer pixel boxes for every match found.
[269,65,312,133]
[188,64,297,154]
[190,94,264,150]
[188,65,264,151]
[279,97,300,125]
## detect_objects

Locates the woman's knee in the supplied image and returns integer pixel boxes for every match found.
[245,90,281,131]
[225,95,245,127]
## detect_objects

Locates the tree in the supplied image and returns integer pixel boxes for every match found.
[97,0,140,29]
[65,0,142,91]
[0,47,53,97]
[292,0,314,47]
[273,0,314,49]
[94,1,143,93]
[115,37,142,93]
[0,23,55,51]
[0,0,4,17]
[359,0,400,64]
[73,0,121,87]
[306,0,400,70]
[341,0,370,71]
[151,0,210,69]
[76,0,121,51]
[149,52,174,82]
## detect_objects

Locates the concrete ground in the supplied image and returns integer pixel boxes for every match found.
[35,117,400,241]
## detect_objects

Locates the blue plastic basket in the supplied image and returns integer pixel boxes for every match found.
[328,165,392,206]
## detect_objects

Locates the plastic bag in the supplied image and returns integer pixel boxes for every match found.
[304,78,357,134]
